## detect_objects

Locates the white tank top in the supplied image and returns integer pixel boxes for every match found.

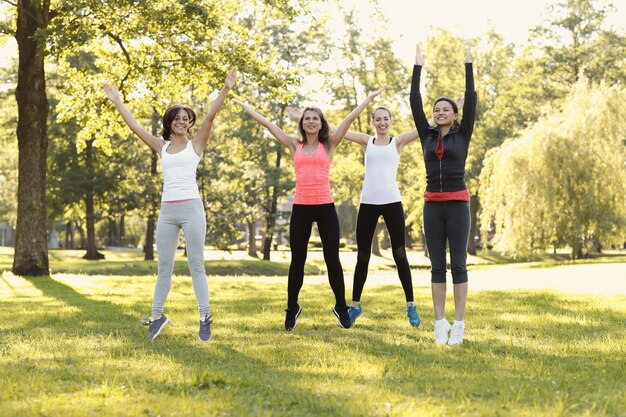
[160,141,201,201]
[360,137,402,205]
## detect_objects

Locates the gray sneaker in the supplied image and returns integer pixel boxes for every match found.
[199,315,213,342]
[147,315,169,341]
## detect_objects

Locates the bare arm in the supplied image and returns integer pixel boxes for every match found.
[103,82,165,153]
[395,129,420,152]
[234,99,299,154]
[329,88,383,152]
[192,67,237,155]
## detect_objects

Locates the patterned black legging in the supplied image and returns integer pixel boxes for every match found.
[287,203,347,309]
[352,202,414,302]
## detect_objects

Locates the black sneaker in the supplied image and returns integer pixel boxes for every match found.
[146,315,169,341]
[198,314,213,342]
[284,304,302,331]
[333,306,352,329]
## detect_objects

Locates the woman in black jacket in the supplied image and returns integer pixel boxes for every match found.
[410,44,476,345]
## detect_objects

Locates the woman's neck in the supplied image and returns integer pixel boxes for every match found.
[375,132,390,143]
[170,134,188,144]
[305,133,319,144]
[439,125,451,137]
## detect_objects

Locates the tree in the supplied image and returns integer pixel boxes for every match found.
[479,80,626,258]
[1,0,307,273]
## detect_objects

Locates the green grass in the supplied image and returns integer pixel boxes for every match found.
[2,247,624,277]
[1,268,624,417]
[0,248,322,277]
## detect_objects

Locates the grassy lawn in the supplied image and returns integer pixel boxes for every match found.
[1,264,624,416]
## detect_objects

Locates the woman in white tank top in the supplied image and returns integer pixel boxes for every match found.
[103,68,237,343]
[339,106,423,327]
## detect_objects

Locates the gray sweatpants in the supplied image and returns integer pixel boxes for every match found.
[152,199,210,317]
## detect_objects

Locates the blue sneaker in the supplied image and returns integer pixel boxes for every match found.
[407,305,421,327]
[348,304,363,324]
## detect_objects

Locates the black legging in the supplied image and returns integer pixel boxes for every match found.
[423,201,470,284]
[288,203,346,308]
[352,202,414,302]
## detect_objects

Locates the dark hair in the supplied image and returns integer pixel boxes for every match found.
[162,105,196,141]
[298,107,330,149]
[433,96,458,114]
[371,106,392,120]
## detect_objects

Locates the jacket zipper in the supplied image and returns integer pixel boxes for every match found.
[439,159,443,192]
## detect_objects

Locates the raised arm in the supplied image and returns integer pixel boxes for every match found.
[192,67,237,155]
[409,44,431,140]
[103,82,165,153]
[460,46,477,140]
[329,88,383,151]
[394,129,420,152]
[234,99,299,154]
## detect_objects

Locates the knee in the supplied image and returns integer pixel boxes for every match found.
[357,250,371,264]
[452,271,468,284]
[431,272,447,284]
[392,246,407,261]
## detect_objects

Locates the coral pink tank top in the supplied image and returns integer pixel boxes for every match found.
[293,142,333,205]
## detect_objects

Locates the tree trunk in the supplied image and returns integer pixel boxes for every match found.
[120,215,125,247]
[262,138,284,261]
[74,219,86,249]
[467,194,479,255]
[372,222,381,256]
[247,220,258,258]
[405,224,413,249]
[83,139,104,260]
[422,230,429,258]
[144,115,159,261]
[107,218,117,246]
[12,0,51,276]
[65,221,72,249]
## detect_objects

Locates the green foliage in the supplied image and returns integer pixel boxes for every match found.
[479,80,626,258]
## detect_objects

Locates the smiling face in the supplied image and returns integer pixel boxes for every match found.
[161,105,196,141]
[433,99,458,128]
[170,109,191,135]
[301,110,322,135]
[371,107,392,135]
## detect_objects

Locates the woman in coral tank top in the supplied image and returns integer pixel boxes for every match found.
[233,89,382,331]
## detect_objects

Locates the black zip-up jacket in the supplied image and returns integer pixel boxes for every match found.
[409,63,477,192]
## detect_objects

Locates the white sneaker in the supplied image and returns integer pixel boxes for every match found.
[434,320,452,345]
[447,322,465,345]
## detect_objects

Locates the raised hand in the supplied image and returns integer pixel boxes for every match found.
[102,82,120,101]
[224,67,238,89]
[464,45,473,63]
[285,106,302,119]
[367,88,384,100]
[415,44,425,66]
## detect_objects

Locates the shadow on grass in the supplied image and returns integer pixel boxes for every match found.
[3,275,625,416]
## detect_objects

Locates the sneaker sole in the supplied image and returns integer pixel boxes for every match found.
[333,308,351,329]
[148,317,169,341]
[350,311,362,324]
[285,306,302,331]
[198,333,212,343]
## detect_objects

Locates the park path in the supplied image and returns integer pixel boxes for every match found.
[225,262,626,296]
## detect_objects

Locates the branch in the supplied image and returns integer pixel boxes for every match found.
[0,0,17,7]
[104,29,133,99]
